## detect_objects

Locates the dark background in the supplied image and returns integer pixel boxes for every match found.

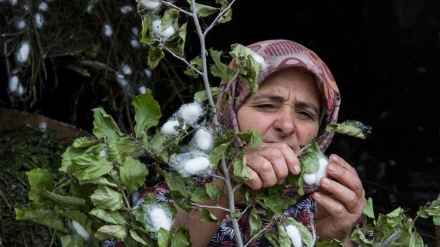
[212,0,440,242]
[1,0,440,244]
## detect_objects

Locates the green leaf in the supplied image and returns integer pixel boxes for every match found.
[363,197,375,219]
[133,90,162,138]
[72,137,99,148]
[92,108,124,139]
[148,47,165,69]
[170,226,191,247]
[200,208,218,223]
[60,235,85,247]
[90,185,125,211]
[79,177,117,188]
[204,183,221,203]
[191,2,219,17]
[184,56,202,78]
[120,156,149,194]
[209,136,234,169]
[236,129,262,148]
[325,120,372,139]
[256,186,295,216]
[264,232,280,247]
[140,14,155,45]
[233,151,253,180]
[90,208,126,224]
[107,136,140,164]
[210,48,235,82]
[15,207,68,233]
[95,225,127,241]
[194,87,221,102]
[158,227,170,247]
[42,190,87,208]
[191,187,210,202]
[229,43,263,93]
[26,168,54,204]
[218,7,232,23]
[249,207,262,236]
[298,140,322,174]
[130,229,148,245]
[70,153,113,180]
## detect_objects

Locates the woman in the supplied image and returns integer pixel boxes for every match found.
[173,39,368,246]
[105,39,369,247]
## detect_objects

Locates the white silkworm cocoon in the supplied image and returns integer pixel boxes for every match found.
[182,156,210,175]
[314,156,329,186]
[16,19,27,30]
[16,84,25,96]
[9,0,18,6]
[285,224,302,247]
[303,173,316,185]
[71,220,90,240]
[8,75,19,93]
[116,73,128,88]
[144,68,152,79]
[138,85,146,94]
[132,27,139,36]
[139,0,161,10]
[34,12,44,29]
[103,24,113,37]
[121,64,132,75]
[15,40,30,64]
[120,4,134,14]
[160,120,180,136]
[193,128,213,151]
[149,207,171,231]
[38,2,49,11]
[179,102,203,124]
[152,20,175,39]
[38,121,47,130]
[130,38,140,49]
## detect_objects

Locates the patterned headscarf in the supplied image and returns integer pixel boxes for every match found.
[217,39,341,152]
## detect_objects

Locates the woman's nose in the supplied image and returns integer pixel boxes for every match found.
[273,109,295,137]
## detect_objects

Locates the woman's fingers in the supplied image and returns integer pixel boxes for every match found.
[243,143,300,189]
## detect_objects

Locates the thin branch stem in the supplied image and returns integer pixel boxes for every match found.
[203,0,237,37]
[243,223,273,247]
[161,45,203,76]
[191,203,230,212]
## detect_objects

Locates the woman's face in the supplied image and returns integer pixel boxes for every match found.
[237,68,321,153]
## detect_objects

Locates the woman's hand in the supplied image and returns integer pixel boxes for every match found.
[313,154,366,246]
[242,142,301,190]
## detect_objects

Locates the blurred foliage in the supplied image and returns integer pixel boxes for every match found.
[0,0,201,132]
[0,126,74,246]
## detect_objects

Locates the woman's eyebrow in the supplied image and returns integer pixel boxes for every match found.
[251,94,319,113]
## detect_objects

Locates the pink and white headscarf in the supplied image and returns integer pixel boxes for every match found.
[217,39,341,152]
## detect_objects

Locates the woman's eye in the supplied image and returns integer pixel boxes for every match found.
[256,104,276,110]
[298,111,315,120]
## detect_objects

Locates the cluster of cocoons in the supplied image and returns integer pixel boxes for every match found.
[71,220,90,240]
[143,204,172,232]
[8,75,25,96]
[151,20,175,40]
[160,102,204,136]
[302,155,329,186]
[285,224,302,247]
